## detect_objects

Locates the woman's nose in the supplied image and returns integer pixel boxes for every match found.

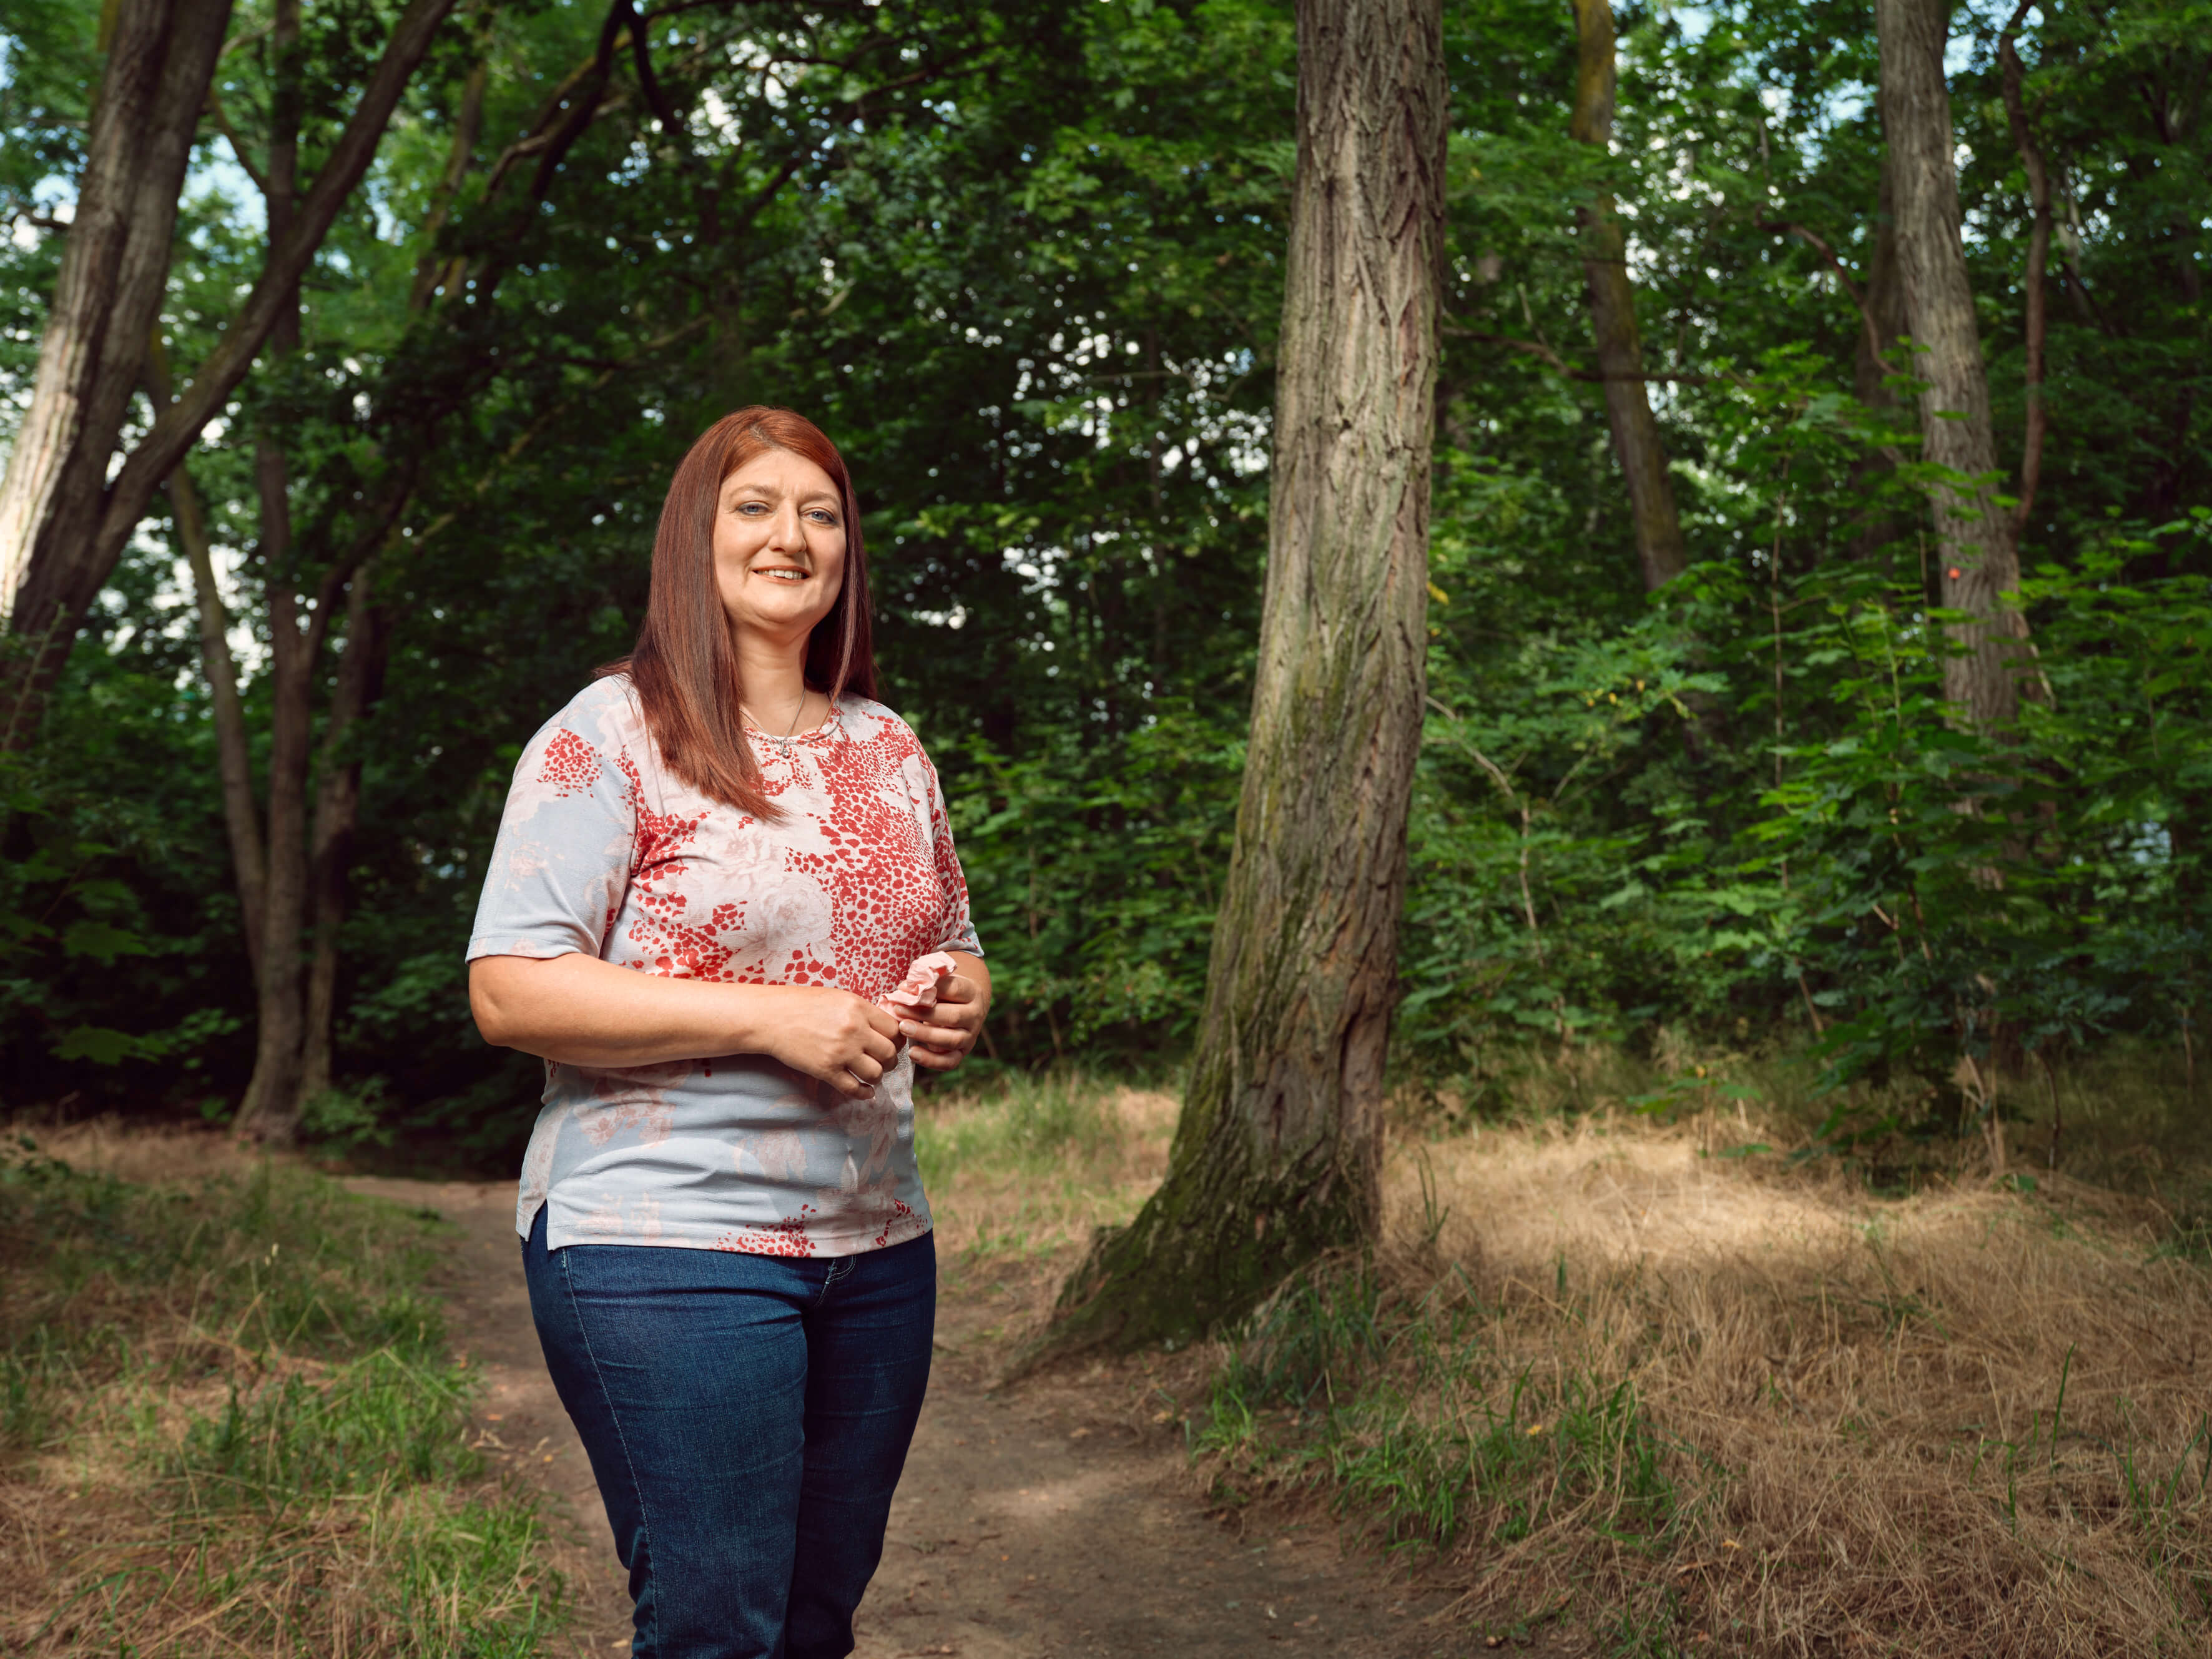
[764,501,805,548]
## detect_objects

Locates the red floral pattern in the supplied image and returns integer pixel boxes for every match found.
[538,729,600,797]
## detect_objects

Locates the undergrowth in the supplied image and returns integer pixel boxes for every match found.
[916,1070,1171,1267]
[1407,1033,2212,1213]
[0,1132,562,1656]
[1194,1262,1691,1583]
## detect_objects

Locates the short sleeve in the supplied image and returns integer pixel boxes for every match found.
[921,753,982,958]
[467,699,639,965]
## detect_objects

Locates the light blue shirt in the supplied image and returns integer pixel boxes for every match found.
[467,677,980,1256]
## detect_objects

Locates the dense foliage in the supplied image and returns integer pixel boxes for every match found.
[2,0,2205,1161]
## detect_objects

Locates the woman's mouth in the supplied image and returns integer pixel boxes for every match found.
[755,567,809,582]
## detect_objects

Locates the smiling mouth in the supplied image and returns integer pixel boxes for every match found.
[755,567,809,581]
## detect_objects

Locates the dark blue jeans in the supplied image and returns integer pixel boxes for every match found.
[523,1208,936,1659]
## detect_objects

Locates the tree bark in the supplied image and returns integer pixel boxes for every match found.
[0,0,233,641]
[1875,0,2032,730]
[1031,0,1445,1358]
[0,0,460,750]
[1568,0,1686,594]
[145,340,266,981]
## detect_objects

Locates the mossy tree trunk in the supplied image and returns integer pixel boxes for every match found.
[1032,0,1445,1358]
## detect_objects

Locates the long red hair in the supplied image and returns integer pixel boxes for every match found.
[603,407,877,817]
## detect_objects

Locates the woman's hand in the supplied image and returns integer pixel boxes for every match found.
[900,955,990,1073]
[767,987,903,1100]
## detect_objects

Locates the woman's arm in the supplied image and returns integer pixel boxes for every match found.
[900,951,991,1072]
[470,952,900,1099]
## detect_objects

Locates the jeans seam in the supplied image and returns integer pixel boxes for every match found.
[561,1243,659,1655]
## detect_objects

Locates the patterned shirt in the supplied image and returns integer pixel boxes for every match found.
[467,676,981,1256]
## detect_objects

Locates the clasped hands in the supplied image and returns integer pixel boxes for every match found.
[774,958,988,1101]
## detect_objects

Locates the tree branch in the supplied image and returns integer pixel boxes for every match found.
[202,83,272,197]
[93,0,461,591]
[619,0,688,135]
[1753,214,1895,379]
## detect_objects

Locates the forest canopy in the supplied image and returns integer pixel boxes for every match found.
[1,0,2205,1163]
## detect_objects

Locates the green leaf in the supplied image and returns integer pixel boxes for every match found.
[53,1026,152,1065]
[61,920,152,965]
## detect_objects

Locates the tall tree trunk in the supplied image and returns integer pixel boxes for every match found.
[1566,0,1724,764]
[1032,0,1445,1359]
[0,0,460,749]
[1875,0,2032,730]
[297,58,488,1109]
[235,0,310,1144]
[0,0,233,671]
[299,570,388,1104]
[238,588,312,1140]
[145,340,267,980]
[1568,0,1686,594]
[1998,4,2052,541]
[1846,147,1912,567]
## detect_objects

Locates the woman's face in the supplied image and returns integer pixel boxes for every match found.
[712,447,847,654]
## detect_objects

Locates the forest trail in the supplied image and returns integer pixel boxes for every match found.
[345,1177,1494,1659]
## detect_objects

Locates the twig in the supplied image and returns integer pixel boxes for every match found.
[1753,215,1894,380]
[203,86,272,198]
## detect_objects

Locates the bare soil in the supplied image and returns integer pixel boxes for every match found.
[344,1178,1513,1659]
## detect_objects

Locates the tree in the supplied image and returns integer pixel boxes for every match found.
[0,0,459,751]
[1031,0,1447,1356]
[1875,0,2032,729]
[7,0,2207,1176]
[1567,0,1686,596]
[0,0,232,651]
[224,0,1033,1140]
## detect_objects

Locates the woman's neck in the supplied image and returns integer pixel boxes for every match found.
[733,629,812,721]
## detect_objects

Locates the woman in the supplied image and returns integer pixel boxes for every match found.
[467,406,987,1659]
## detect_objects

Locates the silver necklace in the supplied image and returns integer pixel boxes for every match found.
[755,692,810,761]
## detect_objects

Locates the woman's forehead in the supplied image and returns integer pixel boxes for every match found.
[722,448,839,500]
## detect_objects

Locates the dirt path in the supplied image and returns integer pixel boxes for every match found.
[346,1178,1492,1658]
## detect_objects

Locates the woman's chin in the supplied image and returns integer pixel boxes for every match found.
[724,598,835,642]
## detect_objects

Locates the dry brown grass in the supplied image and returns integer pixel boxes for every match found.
[925,1075,2212,1653]
[17,1081,2211,1656]
[18,1116,293,1186]
[1347,1119,2212,1654]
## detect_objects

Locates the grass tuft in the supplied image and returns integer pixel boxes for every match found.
[1196,1263,1687,1561]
